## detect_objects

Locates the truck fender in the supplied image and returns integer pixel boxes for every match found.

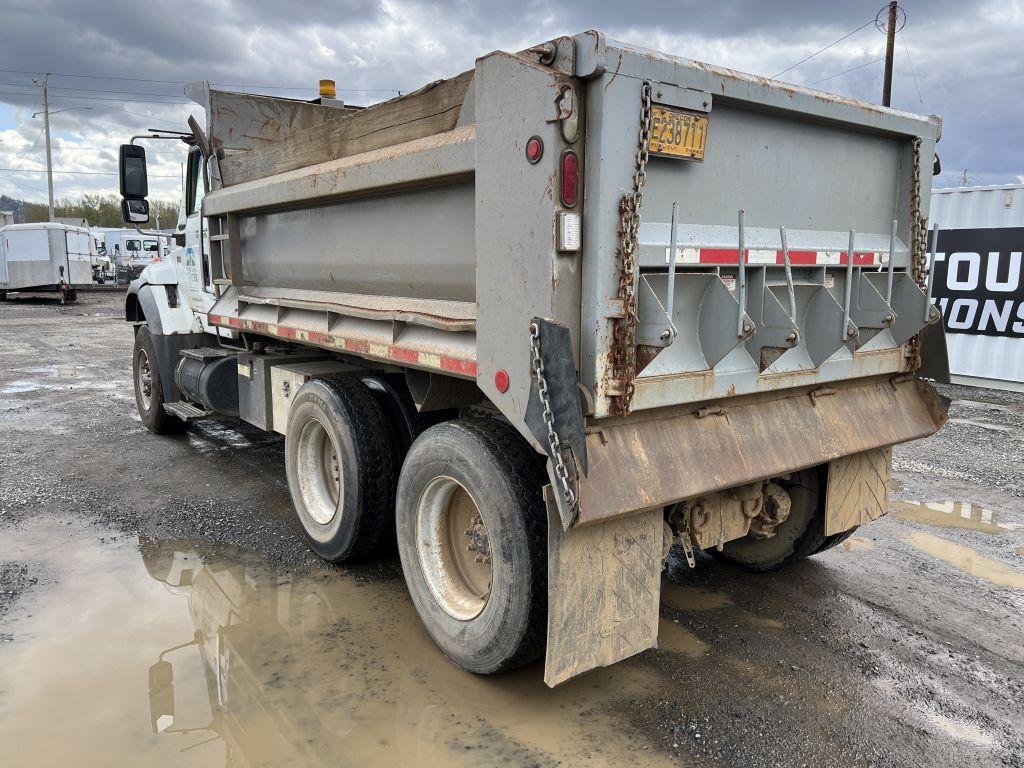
[126,280,198,336]
[126,281,206,404]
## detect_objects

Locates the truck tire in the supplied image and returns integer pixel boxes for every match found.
[395,419,547,674]
[285,377,396,563]
[133,325,184,435]
[710,468,826,572]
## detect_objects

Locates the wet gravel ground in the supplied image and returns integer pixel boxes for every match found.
[1,292,1022,767]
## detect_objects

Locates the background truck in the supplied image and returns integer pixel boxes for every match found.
[119,30,950,687]
[0,221,94,300]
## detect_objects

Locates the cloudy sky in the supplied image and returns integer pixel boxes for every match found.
[1,0,1021,205]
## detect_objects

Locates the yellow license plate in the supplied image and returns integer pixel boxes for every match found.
[648,106,708,160]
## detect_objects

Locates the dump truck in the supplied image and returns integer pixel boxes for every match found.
[119,31,950,686]
[0,222,93,300]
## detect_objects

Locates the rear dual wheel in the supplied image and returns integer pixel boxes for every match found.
[285,377,548,673]
[285,377,396,562]
[710,467,857,571]
[396,420,548,674]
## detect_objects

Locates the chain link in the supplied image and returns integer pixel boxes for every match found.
[906,138,930,370]
[529,322,577,509]
[609,80,654,416]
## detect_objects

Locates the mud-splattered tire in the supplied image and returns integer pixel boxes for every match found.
[396,419,547,674]
[133,325,184,435]
[711,468,829,572]
[285,377,396,563]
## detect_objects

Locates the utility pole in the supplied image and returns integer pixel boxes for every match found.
[961,169,969,186]
[882,1,898,107]
[41,74,55,222]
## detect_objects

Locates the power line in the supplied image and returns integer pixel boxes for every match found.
[807,57,886,87]
[899,30,925,107]
[0,66,400,93]
[772,16,877,79]
[0,167,180,178]
[1,143,182,154]
[0,91,191,105]
[0,81,187,99]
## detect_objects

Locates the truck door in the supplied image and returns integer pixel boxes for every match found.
[182,147,215,315]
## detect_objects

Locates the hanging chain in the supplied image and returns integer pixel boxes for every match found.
[906,138,930,370]
[609,80,654,416]
[529,322,577,509]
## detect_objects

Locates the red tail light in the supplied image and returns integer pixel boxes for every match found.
[560,150,579,207]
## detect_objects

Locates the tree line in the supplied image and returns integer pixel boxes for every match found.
[2,193,179,229]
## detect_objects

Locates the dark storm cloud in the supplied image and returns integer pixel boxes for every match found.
[0,0,1020,202]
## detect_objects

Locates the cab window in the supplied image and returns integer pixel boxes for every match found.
[185,149,207,216]
[126,239,141,252]
[143,240,159,252]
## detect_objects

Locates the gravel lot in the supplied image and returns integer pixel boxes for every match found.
[1,291,1022,767]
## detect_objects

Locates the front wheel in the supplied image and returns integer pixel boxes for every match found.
[396,419,547,674]
[133,325,183,434]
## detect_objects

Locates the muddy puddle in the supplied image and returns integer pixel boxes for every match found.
[889,500,1019,533]
[903,531,1024,589]
[0,519,681,767]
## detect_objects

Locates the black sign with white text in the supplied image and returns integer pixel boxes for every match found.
[930,227,1024,337]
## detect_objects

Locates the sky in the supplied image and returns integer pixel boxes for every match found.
[0,0,1021,206]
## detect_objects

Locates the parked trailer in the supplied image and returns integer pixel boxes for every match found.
[928,184,1024,392]
[0,222,94,300]
[119,31,949,686]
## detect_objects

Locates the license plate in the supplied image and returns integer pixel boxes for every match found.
[647,106,708,161]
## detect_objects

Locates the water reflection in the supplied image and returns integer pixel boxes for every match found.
[889,500,1019,533]
[136,538,674,768]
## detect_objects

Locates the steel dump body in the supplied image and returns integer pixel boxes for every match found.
[198,31,944,530]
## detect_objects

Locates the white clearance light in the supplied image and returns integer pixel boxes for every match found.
[557,212,581,252]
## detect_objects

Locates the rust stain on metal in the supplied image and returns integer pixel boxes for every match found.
[603,53,624,93]
[575,376,948,526]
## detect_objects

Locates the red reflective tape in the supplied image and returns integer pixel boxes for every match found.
[248,321,270,334]
[307,330,332,345]
[697,248,739,264]
[697,249,879,265]
[389,347,420,364]
[785,250,821,265]
[277,325,297,339]
[207,313,222,325]
[441,356,477,376]
[227,317,242,328]
[344,338,368,354]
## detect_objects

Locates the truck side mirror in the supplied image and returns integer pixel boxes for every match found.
[119,144,150,224]
[122,198,150,224]
[148,660,175,733]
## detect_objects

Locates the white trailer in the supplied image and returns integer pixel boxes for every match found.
[0,222,94,300]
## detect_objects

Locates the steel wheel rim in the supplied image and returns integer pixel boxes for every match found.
[136,348,153,410]
[296,418,342,526]
[416,476,492,621]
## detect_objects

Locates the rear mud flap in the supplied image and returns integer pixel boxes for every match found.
[543,486,663,687]
[574,376,948,526]
[824,447,892,536]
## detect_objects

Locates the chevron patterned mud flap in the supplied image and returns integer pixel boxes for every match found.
[543,486,663,687]
[824,447,892,536]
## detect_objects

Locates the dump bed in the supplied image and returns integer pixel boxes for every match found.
[198,31,944,526]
